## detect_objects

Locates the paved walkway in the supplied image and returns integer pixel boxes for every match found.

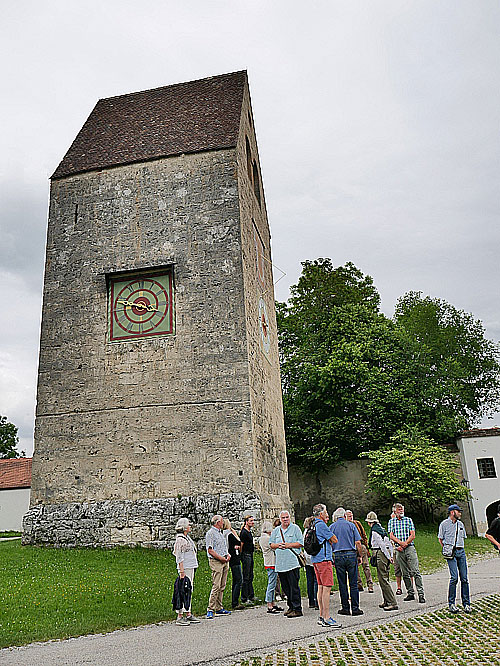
[1,555,499,666]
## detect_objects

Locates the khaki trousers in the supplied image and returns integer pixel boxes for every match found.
[356,544,374,590]
[376,551,397,606]
[208,558,229,612]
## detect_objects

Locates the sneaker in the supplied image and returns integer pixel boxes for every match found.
[275,595,282,601]
[338,608,351,615]
[186,615,201,623]
[379,602,388,608]
[232,604,246,611]
[317,616,325,626]
[215,608,231,615]
[286,610,303,618]
[206,611,214,619]
[368,588,374,593]
[267,607,280,614]
[325,617,342,628]
[418,596,426,604]
[396,588,403,595]
[284,609,293,617]
[383,605,398,611]
[272,605,284,612]
[176,617,190,626]
[463,605,472,613]
[314,604,320,610]
[352,609,364,616]
[403,594,415,602]
[449,604,460,614]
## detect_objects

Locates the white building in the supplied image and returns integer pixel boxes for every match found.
[0,458,32,532]
[457,429,500,536]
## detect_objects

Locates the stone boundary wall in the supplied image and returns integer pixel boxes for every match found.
[22,492,262,548]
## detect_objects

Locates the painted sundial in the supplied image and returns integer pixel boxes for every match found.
[108,270,174,341]
[258,297,271,354]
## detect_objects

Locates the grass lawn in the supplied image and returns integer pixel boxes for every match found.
[0,525,493,649]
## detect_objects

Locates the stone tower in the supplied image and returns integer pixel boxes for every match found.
[23,71,291,547]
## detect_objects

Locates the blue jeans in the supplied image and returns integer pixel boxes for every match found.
[447,548,470,607]
[334,551,360,612]
[265,568,278,603]
[305,564,318,606]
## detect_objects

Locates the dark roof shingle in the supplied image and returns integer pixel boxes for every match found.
[52,70,247,180]
[0,458,32,490]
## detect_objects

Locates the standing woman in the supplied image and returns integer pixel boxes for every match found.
[259,521,283,613]
[366,511,398,612]
[303,516,319,609]
[222,518,244,610]
[173,517,201,624]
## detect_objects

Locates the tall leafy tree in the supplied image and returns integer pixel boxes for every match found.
[0,416,24,459]
[278,260,500,469]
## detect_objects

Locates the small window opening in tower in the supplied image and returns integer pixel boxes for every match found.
[252,160,261,205]
[245,136,252,181]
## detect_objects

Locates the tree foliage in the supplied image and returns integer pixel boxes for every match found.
[277,259,500,469]
[0,416,24,459]
[362,428,470,522]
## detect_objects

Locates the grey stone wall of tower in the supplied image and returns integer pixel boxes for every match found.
[23,71,291,547]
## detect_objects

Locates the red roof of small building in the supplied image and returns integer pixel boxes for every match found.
[52,70,247,180]
[0,458,32,490]
[459,427,500,439]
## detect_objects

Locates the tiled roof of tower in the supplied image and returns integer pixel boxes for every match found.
[0,457,32,490]
[52,71,247,180]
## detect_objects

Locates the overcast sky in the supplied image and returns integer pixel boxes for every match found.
[1,0,499,456]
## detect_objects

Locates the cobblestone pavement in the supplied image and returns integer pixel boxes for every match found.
[232,594,500,666]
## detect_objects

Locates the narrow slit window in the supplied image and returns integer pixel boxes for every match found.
[252,160,261,205]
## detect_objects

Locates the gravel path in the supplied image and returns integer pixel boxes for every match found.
[1,555,499,666]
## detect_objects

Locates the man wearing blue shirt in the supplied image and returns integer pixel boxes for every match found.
[311,504,341,628]
[331,507,364,616]
[438,504,470,613]
[269,510,304,617]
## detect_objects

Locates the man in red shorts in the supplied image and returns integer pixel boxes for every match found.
[311,503,341,628]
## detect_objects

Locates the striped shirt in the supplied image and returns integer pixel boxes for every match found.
[388,515,415,542]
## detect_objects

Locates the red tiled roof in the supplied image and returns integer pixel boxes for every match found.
[459,427,500,439]
[0,458,32,490]
[52,70,247,180]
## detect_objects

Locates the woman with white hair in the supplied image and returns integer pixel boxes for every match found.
[173,517,200,625]
[258,520,284,614]
[366,511,398,612]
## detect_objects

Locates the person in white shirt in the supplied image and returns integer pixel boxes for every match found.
[366,511,398,612]
[172,517,201,625]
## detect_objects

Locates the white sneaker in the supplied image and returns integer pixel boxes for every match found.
[449,604,460,614]
[463,605,472,613]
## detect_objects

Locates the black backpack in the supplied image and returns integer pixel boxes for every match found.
[304,522,322,556]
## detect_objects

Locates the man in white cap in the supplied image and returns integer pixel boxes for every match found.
[438,504,470,613]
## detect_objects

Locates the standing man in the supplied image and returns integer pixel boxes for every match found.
[205,514,231,619]
[331,507,364,616]
[346,509,374,593]
[438,504,471,613]
[485,503,500,553]
[311,504,341,628]
[388,503,425,604]
[240,513,256,604]
[270,510,304,618]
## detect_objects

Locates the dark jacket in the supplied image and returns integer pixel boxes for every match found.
[172,575,192,611]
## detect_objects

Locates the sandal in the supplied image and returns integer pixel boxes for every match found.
[396,588,402,595]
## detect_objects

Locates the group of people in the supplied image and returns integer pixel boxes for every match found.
[171,501,500,626]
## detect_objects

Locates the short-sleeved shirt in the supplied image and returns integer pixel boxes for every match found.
[486,517,500,547]
[311,519,334,563]
[388,515,415,542]
[438,517,466,548]
[240,527,255,555]
[269,523,304,572]
[331,517,361,551]
[205,526,228,559]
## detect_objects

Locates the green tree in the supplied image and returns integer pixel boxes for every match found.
[277,260,500,469]
[0,416,24,459]
[393,292,500,441]
[362,428,470,522]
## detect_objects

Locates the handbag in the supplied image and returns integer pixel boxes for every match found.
[442,522,459,559]
[280,528,306,567]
